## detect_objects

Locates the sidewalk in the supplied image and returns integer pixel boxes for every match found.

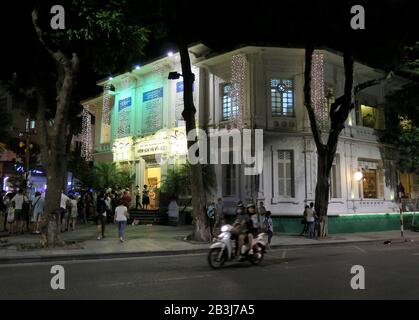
[0,224,418,264]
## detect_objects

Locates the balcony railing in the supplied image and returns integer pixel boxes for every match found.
[95,143,111,153]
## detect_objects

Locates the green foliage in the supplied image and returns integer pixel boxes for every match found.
[76,162,135,191]
[398,127,419,174]
[160,163,216,199]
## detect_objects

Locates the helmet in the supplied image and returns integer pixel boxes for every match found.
[246,203,256,209]
[236,201,244,208]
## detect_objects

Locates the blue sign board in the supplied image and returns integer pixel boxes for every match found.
[143,87,163,102]
[118,97,132,111]
[176,81,194,93]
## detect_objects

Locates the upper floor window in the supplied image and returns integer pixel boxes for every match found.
[356,104,381,129]
[271,79,294,117]
[221,83,238,121]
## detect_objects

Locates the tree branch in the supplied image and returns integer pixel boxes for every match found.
[304,46,324,151]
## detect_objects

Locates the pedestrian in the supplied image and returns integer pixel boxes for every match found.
[96,192,107,240]
[135,185,141,209]
[11,189,29,234]
[206,201,216,239]
[299,205,309,236]
[142,185,150,209]
[0,190,7,232]
[4,193,16,235]
[69,195,78,231]
[257,201,266,233]
[60,191,70,232]
[78,192,87,224]
[105,192,112,224]
[22,190,31,232]
[305,202,318,239]
[264,211,274,249]
[31,192,44,234]
[122,189,132,209]
[114,200,129,242]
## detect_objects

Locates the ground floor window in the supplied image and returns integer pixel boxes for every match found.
[358,160,384,199]
[278,150,294,197]
[330,154,341,198]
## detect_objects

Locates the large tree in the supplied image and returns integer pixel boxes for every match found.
[1,0,150,246]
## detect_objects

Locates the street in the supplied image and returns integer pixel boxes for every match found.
[1,241,418,300]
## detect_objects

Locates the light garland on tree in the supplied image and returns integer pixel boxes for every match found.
[102,83,112,125]
[311,52,328,131]
[81,105,92,161]
[230,54,247,129]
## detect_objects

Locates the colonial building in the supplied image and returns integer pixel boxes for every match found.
[82,44,418,232]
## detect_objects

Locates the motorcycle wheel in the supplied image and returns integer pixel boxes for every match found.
[208,248,226,269]
[249,244,264,265]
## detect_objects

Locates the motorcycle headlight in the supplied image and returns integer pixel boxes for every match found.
[221,225,229,232]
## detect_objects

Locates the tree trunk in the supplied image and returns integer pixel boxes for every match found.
[178,40,209,242]
[314,150,332,237]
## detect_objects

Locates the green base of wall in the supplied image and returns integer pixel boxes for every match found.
[272,213,419,234]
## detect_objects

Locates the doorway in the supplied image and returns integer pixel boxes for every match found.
[145,166,161,209]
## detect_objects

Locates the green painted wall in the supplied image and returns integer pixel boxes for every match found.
[272,213,418,234]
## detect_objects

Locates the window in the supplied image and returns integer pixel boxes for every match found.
[330,154,341,198]
[278,150,295,197]
[357,104,378,128]
[221,83,238,121]
[358,160,384,199]
[222,151,237,196]
[271,79,294,117]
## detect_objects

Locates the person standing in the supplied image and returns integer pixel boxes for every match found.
[142,185,150,209]
[4,193,16,234]
[299,205,309,236]
[114,200,129,242]
[69,195,78,231]
[305,203,318,239]
[206,201,216,239]
[96,193,107,240]
[60,192,70,232]
[105,192,112,224]
[264,211,274,249]
[1,190,7,232]
[31,192,44,234]
[135,185,141,209]
[257,201,266,233]
[11,189,29,234]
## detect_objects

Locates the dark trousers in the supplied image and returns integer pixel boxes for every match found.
[101,215,106,236]
[208,217,215,237]
[300,222,308,235]
[136,196,140,209]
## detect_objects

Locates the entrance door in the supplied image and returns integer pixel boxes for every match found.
[145,167,161,209]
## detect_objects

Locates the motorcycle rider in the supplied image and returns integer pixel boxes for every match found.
[232,201,249,258]
[246,203,259,255]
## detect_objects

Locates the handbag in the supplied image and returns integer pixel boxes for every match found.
[7,207,15,223]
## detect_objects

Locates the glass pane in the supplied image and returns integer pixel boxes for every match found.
[362,169,377,198]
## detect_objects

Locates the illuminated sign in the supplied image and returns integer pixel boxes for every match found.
[136,139,167,156]
[118,97,132,111]
[143,88,163,102]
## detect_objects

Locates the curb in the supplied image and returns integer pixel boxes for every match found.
[0,236,416,265]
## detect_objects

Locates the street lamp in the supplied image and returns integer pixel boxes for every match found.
[354,170,363,181]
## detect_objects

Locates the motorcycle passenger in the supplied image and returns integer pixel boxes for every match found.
[246,203,259,255]
[232,202,249,258]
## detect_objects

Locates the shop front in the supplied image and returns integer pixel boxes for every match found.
[113,127,188,209]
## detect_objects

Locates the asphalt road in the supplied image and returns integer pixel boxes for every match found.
[0,241,418,300]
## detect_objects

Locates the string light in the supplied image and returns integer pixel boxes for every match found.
[311,52,328,132]
[230,54,247,129]
[102,83,112,125]
[81,105,92,161]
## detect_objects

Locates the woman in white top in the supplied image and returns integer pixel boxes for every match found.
[69,195,78,231]
[114,200,129,242]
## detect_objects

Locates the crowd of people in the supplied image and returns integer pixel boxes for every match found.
[0,186,137,242]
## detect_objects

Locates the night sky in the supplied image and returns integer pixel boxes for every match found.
[1,0,418,100]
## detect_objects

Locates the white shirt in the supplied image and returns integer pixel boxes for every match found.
[11,194,28,210]
[115,205,128,222]
[305,208,315,222]
[60,193,70,209]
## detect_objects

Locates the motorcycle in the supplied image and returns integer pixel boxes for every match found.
[207,224,268,269]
